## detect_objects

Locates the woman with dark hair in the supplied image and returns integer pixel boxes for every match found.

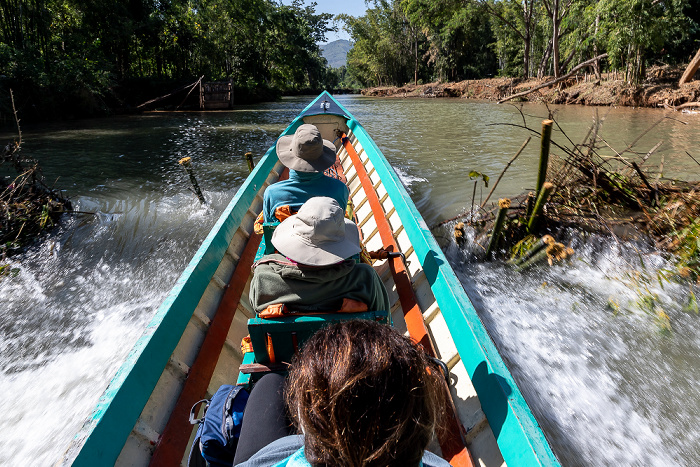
[233,320,451,467]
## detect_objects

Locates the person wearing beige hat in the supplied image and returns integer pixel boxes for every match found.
[249,196,390,316]
[259,124,349,227]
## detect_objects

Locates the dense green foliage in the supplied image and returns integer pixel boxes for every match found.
[340,0,700,87]
[0,0,336,119]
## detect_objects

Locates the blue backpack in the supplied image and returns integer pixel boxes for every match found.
[188,384,250,467]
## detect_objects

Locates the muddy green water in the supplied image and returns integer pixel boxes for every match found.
[1,96,699,466]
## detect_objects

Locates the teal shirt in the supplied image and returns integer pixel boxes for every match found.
[263,170,349,223]
[235,435,450,467]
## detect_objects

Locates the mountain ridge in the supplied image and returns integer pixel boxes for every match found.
[320,39,352,68]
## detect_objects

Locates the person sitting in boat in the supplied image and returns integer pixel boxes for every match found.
[233,319,451,467]
[255,123,349,231]
[249,196,390,316]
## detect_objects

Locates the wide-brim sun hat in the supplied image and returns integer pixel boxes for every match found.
[276,124,337,172]
[271,196,360,266]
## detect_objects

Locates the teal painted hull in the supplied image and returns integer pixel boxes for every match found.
[66,92,559,467]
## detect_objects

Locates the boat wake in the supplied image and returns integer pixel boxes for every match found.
[443,226,700,466]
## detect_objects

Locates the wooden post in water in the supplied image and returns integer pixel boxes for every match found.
[486,198,511,257]
[244,152,255,173]
[178,157,206,204]
[536,120,554,197]
[527,182,554,234]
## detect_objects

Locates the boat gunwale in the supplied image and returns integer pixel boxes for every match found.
[68,112,312,465]
[331,96,559,466]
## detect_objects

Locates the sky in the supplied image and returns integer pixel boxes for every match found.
[286,0,369,43]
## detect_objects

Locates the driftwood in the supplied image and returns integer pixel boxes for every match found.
[498,54,609,103]
[679,47,700,85]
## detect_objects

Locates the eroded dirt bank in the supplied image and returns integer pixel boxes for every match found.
[362,66,700,108]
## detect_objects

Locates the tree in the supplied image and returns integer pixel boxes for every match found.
[473,0,539,77]
[595,0,689,83]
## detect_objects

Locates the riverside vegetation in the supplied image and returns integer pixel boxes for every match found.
[441,108,700,330]
[2,0,700,120]
[1,93,71,269]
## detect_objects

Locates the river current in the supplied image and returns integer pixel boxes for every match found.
[1,96,699,466]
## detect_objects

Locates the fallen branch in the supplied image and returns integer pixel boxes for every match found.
[136,76,204,109]
[498,54,609,104]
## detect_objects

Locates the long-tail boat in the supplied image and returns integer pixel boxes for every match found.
[64,92,560,467]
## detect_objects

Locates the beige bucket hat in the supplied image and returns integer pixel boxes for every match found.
[276,124,337,172]
[271,196,361,266]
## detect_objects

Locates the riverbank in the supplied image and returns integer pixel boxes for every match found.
[362,66,700,108]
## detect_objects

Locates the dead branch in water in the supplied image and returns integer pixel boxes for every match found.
[1,91,72,259]
[440,110,700,277]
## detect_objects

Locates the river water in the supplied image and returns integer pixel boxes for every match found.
[2,96,699,466]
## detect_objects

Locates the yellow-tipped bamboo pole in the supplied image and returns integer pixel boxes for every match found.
[178,157,206,204]
[244,152,255,173]
[527,182,554,234]
[486,198,511,257]
[508,235,554,266]
[536,120,554,196]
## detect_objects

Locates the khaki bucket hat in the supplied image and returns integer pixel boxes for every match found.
[275,124,337,172]
[271,196,360,266]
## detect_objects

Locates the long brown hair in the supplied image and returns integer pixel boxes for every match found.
[285,320,445,467]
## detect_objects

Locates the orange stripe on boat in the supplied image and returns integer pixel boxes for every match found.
[342,134,476,467]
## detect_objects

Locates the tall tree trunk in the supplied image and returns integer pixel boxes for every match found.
[593,14,601,80]
[539,41,552,78]
[551,0,561,78]
[414,36,418,85]
[524,35,531,78]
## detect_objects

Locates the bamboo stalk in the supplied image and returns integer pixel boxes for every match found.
[536,120,554,196]
[486,199,511,257]
[244,152,255,173]
[178,157,206,204]
[527,182,554,234]
[508,235,554,266]
[515,247,550,272]
[525,191,536,219]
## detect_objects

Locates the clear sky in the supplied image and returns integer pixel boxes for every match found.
[287,0,369,43]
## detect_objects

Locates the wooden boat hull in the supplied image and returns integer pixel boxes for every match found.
[64,92,560,467]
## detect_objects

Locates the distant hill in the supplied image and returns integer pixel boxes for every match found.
[321,40,352,68]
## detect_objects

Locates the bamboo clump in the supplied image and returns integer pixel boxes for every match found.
[436,110,700,279]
